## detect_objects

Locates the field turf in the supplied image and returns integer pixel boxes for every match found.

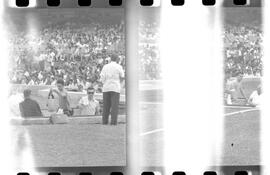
[221,107,260,166]
[14,124,126,167]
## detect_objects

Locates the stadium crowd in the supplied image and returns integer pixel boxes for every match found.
[224,23,262,106]
[224,23,262,78]
[139,21,161,80]
[9,22,125,92]
[8,19,262,84]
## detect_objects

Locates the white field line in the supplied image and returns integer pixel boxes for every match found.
[140,102,255,109]
[140,101,163,105]
[224,105,254,109]
[225,108,259,117]
[140,128,164,136]
[139,105,258,136]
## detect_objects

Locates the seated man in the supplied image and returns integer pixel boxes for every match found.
[248,85,262,107]
[78,87,100,116]
[19,89,43,118]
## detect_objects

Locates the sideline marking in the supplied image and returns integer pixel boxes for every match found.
[139,103,254,108]
[225,108,259,117]
[140,101,163,105]
[140,128,164,136]
[224,105,254,109]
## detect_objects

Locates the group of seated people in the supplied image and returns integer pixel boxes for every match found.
[19,79,100,118]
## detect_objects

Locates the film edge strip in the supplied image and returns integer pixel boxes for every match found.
[16,170,255,175]
[13,0,252,7]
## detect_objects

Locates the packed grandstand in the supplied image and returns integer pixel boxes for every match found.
[7,9,262,86]
[224,23,262,78]
[223,7,262,78]
[9,22,125,93]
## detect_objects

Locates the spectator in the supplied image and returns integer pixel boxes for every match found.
[78,87,100,116]
[19,89,43,118]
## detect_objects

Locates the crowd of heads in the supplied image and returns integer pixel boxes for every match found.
[9,21,125,92]
[224,23,262,78]
[139,21,161,80]
[9,19,261,85]
[139,20,262,81]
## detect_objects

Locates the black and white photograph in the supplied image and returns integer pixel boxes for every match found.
[1,0,269,174]
[5,3,126,171]
[222,4,262,170]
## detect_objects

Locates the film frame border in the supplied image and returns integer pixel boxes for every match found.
[13,0,258,7]
[6,0,263,174]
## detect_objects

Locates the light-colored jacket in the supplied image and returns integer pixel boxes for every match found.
[100,61,124,93]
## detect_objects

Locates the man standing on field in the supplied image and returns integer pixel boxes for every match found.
[100,54,124,125]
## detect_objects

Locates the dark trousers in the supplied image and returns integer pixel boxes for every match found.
[102,91,120,125]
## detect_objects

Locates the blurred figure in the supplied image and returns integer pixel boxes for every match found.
[225,72,247,105]
[9,90,24,117]
[19,89,43,118]
[78,87,100,116]
[77,84,86,93]
[248,85,262,107]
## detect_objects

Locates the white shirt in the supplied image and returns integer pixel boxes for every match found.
[78,96,99,116]
[100,61,124,93]
[248,90,261,106]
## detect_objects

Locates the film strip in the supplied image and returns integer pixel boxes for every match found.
[16,168,260,175]
[13,0,261,7]
[2,0,265,175]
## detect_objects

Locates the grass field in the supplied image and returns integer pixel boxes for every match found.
[14,124,126,167]
[139,80,261,168]
[139,103,260,169]
[222,106,260,166]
